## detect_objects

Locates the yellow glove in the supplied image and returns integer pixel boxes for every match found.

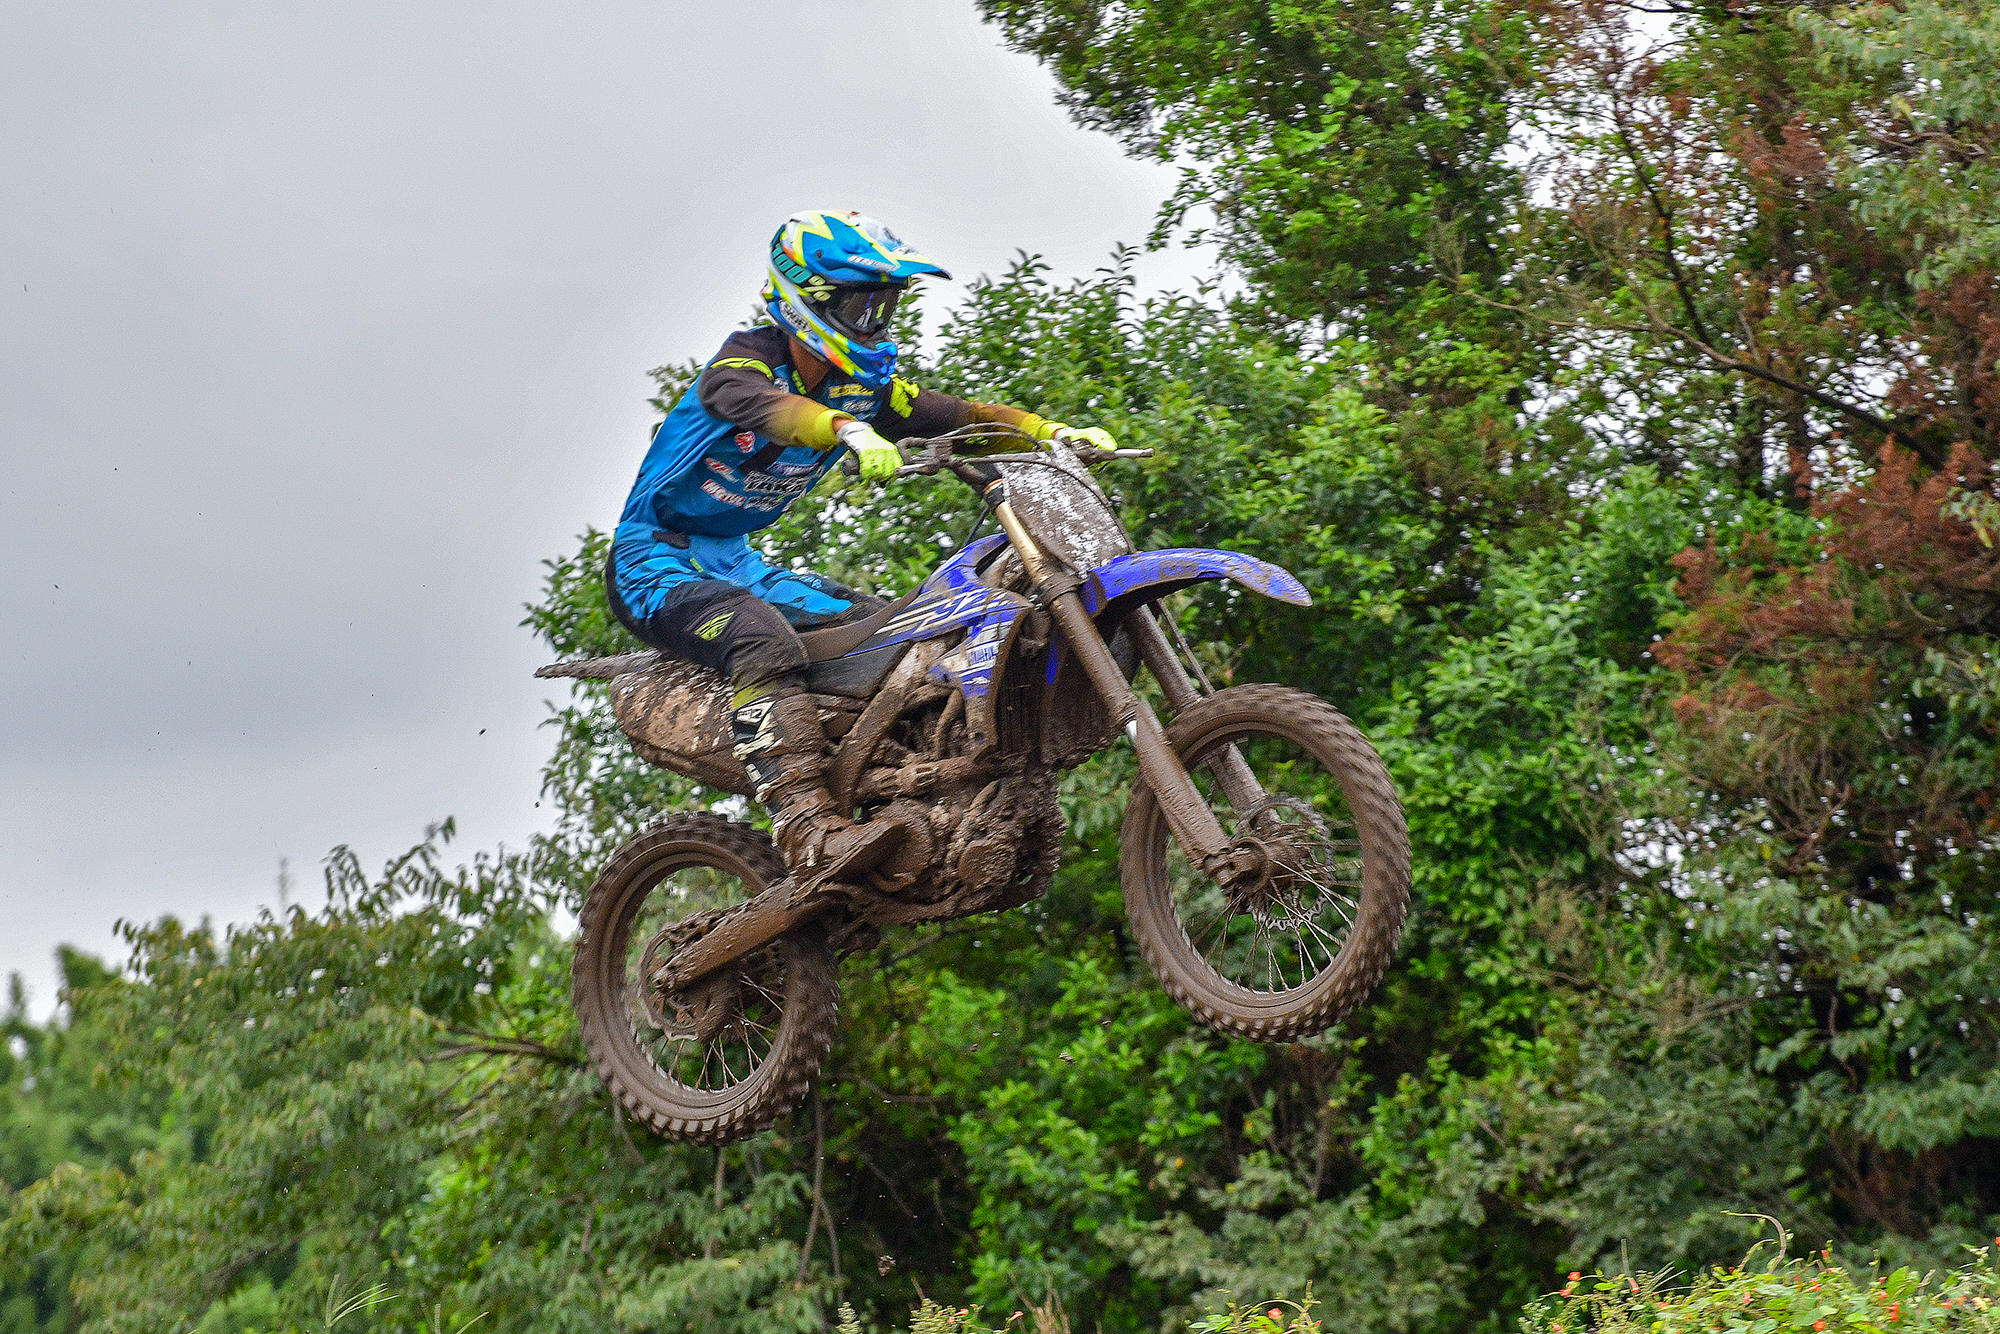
[836,419,903,483]
[1050,423,1121,464]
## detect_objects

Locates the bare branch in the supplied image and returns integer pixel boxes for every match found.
[1604,85,1718,351]
[432,1030,581,1068]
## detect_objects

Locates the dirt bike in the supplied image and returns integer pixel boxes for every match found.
[538,425,1411,1145]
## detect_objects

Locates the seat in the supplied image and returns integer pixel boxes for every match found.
[795,585,925,662]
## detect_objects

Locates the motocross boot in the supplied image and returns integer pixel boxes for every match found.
[731,686,903,895]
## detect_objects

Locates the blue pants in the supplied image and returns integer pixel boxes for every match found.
[606,528,882,692]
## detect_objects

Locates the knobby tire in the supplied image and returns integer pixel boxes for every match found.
[1121,684,1411,1041]
[572,812,839,1144]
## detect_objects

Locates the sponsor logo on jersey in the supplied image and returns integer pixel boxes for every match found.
[699,479,751,507]
[766,460,818,477]
[734,431,756,451]
[741,472,812,497]
[704,457,737,476]
[828,383,873,398]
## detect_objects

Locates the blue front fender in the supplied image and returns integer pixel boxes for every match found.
[1079,547,1312,617]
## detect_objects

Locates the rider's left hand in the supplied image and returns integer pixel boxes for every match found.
[1051,424,1121,465]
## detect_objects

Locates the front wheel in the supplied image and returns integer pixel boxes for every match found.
[1121,684,1411,1042]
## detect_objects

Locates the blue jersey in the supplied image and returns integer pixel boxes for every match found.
[614,325,1056,551]
[616,326,892,541]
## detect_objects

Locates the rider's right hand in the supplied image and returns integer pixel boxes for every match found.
[836,419,903,482]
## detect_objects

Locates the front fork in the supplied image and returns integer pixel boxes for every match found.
[1125,609,1269,816]
[992,498,1257,872]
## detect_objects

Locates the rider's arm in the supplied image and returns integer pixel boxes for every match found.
[697,333,850,451]
[870,376,1059,454]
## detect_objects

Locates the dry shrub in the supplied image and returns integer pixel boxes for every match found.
[1656,444,2000,873]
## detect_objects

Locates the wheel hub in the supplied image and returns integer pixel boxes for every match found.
[1212,792,1339,909]
[638,907,745,1040]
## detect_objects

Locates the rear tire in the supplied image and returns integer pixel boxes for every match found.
[572,812,838,1144]
[1121,684,1410,1041]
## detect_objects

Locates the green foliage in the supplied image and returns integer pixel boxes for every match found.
[978,0,1533,328]
[1525,1238,2000,1334]
[8,0,2000,1329]
[1797,0,2000,294]
[833,1291,1330,1334]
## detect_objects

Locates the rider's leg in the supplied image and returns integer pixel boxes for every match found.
[606,533,902,884]
[710,540,886,630]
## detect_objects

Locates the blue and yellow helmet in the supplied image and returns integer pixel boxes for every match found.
[763,210,950,389]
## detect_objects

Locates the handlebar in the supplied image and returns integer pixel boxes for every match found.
[837,424,1153,481]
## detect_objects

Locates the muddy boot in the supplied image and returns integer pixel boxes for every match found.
[731,687,903,890]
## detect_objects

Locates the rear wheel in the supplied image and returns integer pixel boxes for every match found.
[572,812,838,1144]
[1121,684,1410,1041]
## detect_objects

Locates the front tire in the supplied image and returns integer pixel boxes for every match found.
[1121,684,1410,1041]
[572,812,839,1144]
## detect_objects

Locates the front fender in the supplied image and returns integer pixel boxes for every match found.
[1079,547,1312,617]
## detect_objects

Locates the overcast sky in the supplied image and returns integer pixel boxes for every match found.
[1,3,1202,1016]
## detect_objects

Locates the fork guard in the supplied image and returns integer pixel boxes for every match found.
[1079,548,1313,622]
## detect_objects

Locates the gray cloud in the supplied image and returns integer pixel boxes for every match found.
[2,1,1203,1016]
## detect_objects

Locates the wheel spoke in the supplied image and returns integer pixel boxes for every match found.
[1194,906,1234,958]
[1180,905,1217,950]
[1284,860,1359,927]
[1153,708,1395,1002]
[595,844,816,1098]
[1301,914,1347,960]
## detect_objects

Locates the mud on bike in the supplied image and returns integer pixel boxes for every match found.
[539,425,1411,1144]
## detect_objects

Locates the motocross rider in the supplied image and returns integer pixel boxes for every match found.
[608,210,1117,891]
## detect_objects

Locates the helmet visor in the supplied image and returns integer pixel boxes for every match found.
[822,284,902,339]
